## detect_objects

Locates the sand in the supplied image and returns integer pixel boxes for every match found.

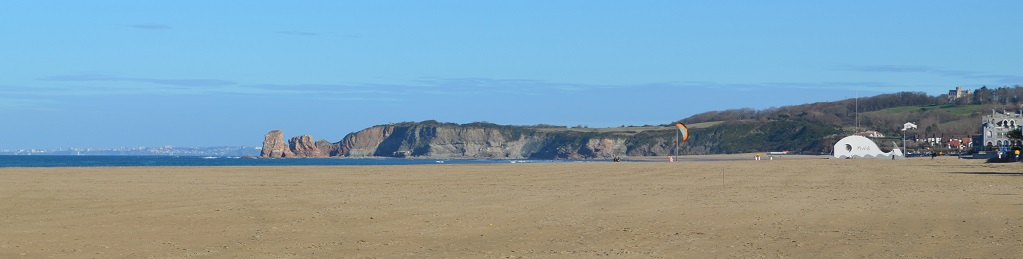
[2,157,1022,258]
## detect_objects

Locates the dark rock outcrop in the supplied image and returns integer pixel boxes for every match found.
[259,130,294,158]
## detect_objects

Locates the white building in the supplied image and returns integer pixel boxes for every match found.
[854,130,885,138]
[981,110,1023,149]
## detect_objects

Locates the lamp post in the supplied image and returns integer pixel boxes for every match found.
[902,122,918,157]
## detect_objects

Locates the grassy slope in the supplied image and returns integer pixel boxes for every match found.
[536,121,723,135]
[536,126,670,136]
[538,103,988,154]
[868,104,989,115]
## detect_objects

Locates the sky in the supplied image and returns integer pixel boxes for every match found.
[2,1,1021,149]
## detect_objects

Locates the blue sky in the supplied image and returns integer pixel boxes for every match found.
[2,1,1021,149]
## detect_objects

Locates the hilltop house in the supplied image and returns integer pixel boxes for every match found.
[948,86,971,102]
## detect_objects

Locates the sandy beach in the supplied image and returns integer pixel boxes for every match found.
[2,157,1023,258]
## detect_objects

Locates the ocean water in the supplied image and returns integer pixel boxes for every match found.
[0,155,556,168]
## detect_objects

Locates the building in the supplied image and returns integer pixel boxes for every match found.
[981,110,1023,149]
[853,130,885,138]
[915,133,973,150]
[946,138,973,150]
[948,86,971,102]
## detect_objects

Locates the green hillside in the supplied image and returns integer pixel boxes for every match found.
[675,86,1023,154]
[869,104,988,115]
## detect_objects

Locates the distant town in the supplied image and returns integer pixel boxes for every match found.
[0,146,262,156]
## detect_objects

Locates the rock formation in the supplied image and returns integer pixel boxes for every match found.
[259,130,294,158]
[261,121,683,159]
[335,123,629,159]
[336,125,396,157]
[289,135,326,157]
[316,140,340,156]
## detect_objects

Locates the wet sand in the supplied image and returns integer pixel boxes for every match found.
[2,157,1022,258]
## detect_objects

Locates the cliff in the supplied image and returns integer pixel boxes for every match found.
[316,140,339,156]
[335,122,632,159]
[259,130,294,158]
[289,135,327,157]
[260,131,332,158]
[262,122,688,159]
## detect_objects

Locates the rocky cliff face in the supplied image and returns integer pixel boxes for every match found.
[262,122,680,159]
[336,123,630,159]
[260,130,294,158]
[261,118,843,159]
[260,130,334,158]
[289,135,327,157]
[337,125,396,157]
[316,140,340,156]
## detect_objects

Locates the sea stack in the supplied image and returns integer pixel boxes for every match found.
[289,134,326,157]
[260,130,295,158]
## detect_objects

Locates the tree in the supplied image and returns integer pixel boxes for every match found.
[973,86,990,104]
[1009,128,1023,148]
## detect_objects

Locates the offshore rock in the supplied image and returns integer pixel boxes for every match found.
[289,135,327,157]
[316,139,341,156]
[260,130,294,158]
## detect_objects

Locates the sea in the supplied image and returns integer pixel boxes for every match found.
[0,155,563,168]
